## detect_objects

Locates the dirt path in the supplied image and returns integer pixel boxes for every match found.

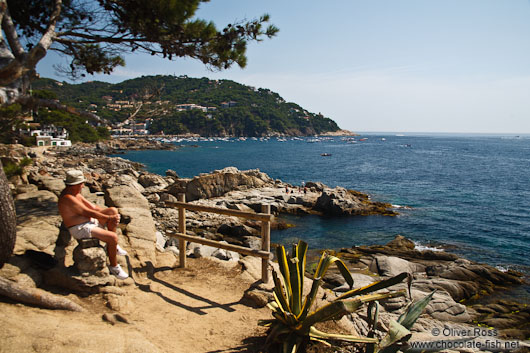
[0,258,271,353]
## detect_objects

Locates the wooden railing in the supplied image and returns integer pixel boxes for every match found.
[165,194,273,282]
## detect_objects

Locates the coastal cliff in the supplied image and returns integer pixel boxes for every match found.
[0,143,528,351]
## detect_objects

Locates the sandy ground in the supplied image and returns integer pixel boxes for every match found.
[0,257,272,353]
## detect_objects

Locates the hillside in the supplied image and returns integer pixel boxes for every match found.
[32,76,340,137]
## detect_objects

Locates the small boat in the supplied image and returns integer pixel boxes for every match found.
[359,138,368,141]
[321,153,332,157]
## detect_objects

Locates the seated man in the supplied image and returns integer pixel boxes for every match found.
[58,170,128,279]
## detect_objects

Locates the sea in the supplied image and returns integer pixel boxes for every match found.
[113,133,530,296]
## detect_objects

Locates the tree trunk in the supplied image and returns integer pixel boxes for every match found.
[0,276,85,311]
[0,160,16,267]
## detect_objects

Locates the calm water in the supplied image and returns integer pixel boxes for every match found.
[114,134,530,278]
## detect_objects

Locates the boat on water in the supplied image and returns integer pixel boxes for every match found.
[321,153,332,157]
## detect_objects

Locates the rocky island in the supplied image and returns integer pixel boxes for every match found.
[0,142,528,352]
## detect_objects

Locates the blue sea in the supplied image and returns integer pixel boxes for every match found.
[114,134,530,283]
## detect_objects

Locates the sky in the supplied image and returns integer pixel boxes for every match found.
[37,0,530,134]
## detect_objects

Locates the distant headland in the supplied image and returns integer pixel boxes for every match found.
[31,75,345,138]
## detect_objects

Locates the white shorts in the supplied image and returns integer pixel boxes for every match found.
[68,218,100,240]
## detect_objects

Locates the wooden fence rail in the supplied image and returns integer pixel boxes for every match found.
[165,194,272,282]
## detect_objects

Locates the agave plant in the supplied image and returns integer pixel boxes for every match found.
[259,240,431,353]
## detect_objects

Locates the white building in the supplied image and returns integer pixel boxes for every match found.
[32,125,72,147]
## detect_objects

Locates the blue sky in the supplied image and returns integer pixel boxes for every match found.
[37,0,530,133]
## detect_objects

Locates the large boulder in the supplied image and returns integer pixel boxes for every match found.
[314,187,362,215]
[314,187,395,216]
[380,282,471,323]
[73,245,109,277]
[105,185,150,209]
[217,223,258,238]
[138,173,168,193]
[105,185,157,266]
[369,255,425,277]
[184,167,272,201]
[14,190,61,255]
[0,144,29,161]
[32,175,66,196]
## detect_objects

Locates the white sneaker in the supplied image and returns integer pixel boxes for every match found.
[109,264,128,280]
[116,245,128,256]
[106,244,128,256]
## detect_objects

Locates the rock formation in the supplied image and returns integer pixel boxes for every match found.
[0,143,528,346]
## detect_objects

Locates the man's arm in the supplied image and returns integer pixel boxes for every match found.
[61,195,114,223]
[78,194,103,212]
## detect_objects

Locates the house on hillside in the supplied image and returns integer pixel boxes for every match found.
[176,104,208,112]
[31,125,72,147]
[221,101,237,108]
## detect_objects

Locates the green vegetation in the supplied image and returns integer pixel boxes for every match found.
[34,109,109,143]
[260,240,433,353]
[0,99,108,144]
[32,75,340,136]
[3,157,33,179]
[0,104,24,144]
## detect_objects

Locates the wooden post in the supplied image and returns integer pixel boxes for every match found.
[178,194,187,268]
[261,204,271,283]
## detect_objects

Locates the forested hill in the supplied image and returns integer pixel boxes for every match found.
[33,75,340,137]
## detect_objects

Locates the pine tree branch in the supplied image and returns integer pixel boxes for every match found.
[0,0,62,86]
[1,8,24,58]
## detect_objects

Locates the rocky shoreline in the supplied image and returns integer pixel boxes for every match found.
[1,142,529,351]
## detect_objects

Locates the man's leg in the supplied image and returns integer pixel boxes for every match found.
[98,207,127,256]
[100,207,120,232]
[90,227,118,267]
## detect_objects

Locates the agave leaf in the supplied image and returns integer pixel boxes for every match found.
[296,240,308,300]
[314,253,354,289]
[357,290,407,304]
[335,272,408,301]
[272,310,290,326]
[308,336,332,347]
[309,326,378,344]
[366,301,380,353]
[258,319,275,327]
[366,342,376,353]
[314,254,332,278]
[276,245,292,303]
[313,252,327,279]
[334,256,355,289]
[288,256,302,316]
[377,344,401,353]
[302,299,364,331]
[398,290,435,329]
[297,277,322,321]
[282,333,303,353]
[367,300,380,333]
[272,292,291,319]
[272,270,291,312]
[265,322,291,345]
[379,320,411,349]
[407,272,413,300]
[268,301,279,311]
